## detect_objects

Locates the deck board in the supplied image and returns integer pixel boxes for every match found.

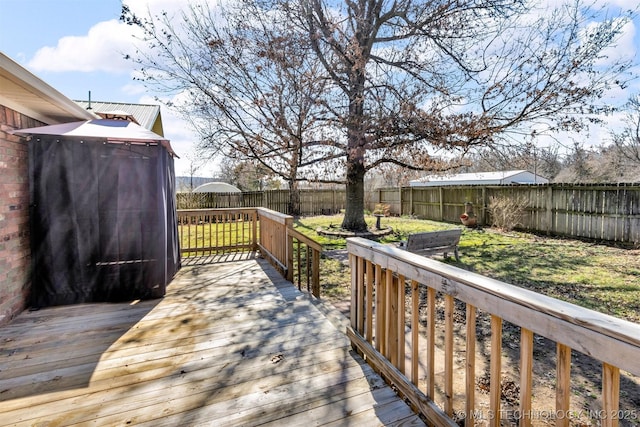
[0,258,425,426]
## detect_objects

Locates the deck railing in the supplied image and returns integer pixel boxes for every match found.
[177,208,322,298]
[347,237,640,427]
[287,227,322,298]
[178,208,258,256]
[254,207,292,275]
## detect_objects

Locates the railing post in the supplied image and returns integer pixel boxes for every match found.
[356,256,365,334]
[286,227,294,283]
[349,254,358,333]
[311,248,320,298]
[252,209,258,251]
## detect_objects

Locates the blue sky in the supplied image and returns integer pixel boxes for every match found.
[1,0,639,177]
[0,0,202,176]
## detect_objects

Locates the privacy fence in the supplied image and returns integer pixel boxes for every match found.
[177,189,346,216]
[177,183,640,246]
[375,184,640,246]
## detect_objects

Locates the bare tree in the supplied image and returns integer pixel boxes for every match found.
[219,157,280,191]
[288,0,634,230]
[465,143,564,181]
[121,2,334,215]
[611,94,640,164]
[184,150,205,191]
[123,0,634,230]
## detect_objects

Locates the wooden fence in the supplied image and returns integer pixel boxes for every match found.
[375,184,640,246]
[177,183,640,245]
[177,189,346,216]
[347,237,640,427]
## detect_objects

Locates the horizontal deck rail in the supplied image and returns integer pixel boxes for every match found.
[347,237,640,427]
[177,208,322,298]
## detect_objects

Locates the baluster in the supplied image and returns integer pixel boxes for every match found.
[520,328,534,427]
[465,304,476,426]
[490,315,503,427]
[444,294,454,417]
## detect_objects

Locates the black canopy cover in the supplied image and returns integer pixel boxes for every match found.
[22,121,180,307]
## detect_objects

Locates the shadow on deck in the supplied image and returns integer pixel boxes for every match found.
[0,257,425,426]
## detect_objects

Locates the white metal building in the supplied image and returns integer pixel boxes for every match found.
[409,170,548,187]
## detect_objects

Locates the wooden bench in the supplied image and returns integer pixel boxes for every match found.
[398,229,461,261]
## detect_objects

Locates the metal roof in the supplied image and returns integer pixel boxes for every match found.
[74,100,164,136]
[410,170,549,186]
[0,52,96,124]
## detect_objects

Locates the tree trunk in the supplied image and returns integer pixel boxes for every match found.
[289,179,300,216]
[341,146,368,231]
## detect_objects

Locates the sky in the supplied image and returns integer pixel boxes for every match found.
[0,0,204,176]
[1,0,639,178]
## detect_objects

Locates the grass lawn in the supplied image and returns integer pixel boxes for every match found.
[293,214,640,323]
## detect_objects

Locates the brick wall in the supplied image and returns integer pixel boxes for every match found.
[0,105,42,325]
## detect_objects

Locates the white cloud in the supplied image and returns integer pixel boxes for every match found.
[28,20,141,74]
[590,17,637,67]
[27,0,201,74]
[121,82,148,96]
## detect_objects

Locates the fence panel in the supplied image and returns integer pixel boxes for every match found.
[178,183,640,245]
[378,184,639,246]
[179,188,346,214]
[410,187,441,219]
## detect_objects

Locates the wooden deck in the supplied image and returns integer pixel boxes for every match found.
[0,256,425,426]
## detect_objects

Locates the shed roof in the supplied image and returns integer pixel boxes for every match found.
[74,100,164,136]
[410,170,548,186]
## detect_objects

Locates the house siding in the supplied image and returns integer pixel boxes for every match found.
[0,104,41,325]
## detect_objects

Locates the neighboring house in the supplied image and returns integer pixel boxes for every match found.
[74,100,165,137]
[0,52,96,325]
[409,170,549,187]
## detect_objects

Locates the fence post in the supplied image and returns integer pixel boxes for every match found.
[331,189,335,214]
[439,187,444,221]
[546,185,553,235]
[409,186,414,217]
[482,186,488,226]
